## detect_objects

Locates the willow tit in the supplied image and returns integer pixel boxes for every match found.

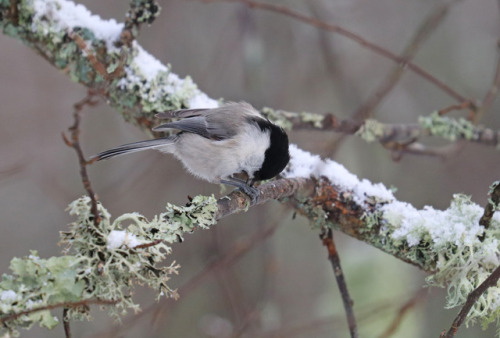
[92,102,290,201]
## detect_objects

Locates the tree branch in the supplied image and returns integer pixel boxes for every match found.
[443,265,500,337]
[62,91,102,226]
[0,299,118,325]
[321,229,358,338]
[352,1,457,120]
[200,0,468,104]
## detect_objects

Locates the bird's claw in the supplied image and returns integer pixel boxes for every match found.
[238,184,260,204]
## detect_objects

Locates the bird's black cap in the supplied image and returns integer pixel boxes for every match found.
[252,119,290,181]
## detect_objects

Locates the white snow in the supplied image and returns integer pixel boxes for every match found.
[107,230,142,249]
[32,0,123,51]
[0,290,17,302]
[188,93,219,109]
[284,144,395,205]
[385,198,485,248]
[133,43,168,80]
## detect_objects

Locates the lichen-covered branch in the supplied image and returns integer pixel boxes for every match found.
[266,108,500,151]
[0,0,217,133]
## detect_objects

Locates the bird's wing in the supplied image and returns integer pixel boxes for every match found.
[153,103,258,140]
[153,116,211,139]
[153,114,237,140]
[155,108,207,120]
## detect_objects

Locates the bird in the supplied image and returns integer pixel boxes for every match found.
[91,102,290,202]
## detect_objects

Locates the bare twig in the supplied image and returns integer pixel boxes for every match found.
[443,265,500,337]
[320,229,358,338]
[256,291,424,338]
[383,140,466,161]
[133,239,164,249]
[437,100,475,117]
[476,43,500,122]
[0,161,26,181]
[210,227,247,324]
[62,91,101,225]
[352,1,457,120]
[200,0,467,104]
[63,308,72,338]
[0,299,118,324]
[377,289,426,338]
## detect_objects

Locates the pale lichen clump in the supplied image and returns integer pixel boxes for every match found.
[0,253,85,335]
[261,107,294,130]
[0,195,218,336]
[261,107,325,131]
[419,111,478,141]
[61,195,218,310]
[115,45,218,114]
[383,193,500,328]
[356,119,386,143]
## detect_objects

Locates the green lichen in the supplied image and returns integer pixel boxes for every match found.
[419,111,478,141]
[0,195,218,336]
[126,0,161,27]
[299,111,324,129]
[356,119,386,143]
[0,253,85,334]
[488,181,500,211]
[261,107,326,131]
[379,193,500,330]
[261,107,294,131]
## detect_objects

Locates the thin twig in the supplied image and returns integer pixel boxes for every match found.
[437,100,475,117]
[352,1,457,120]
[384,140,466,161]
[210,227,247,324]
[62,91,101,226]
[443,264,500,337]
[0,299,118,324]
[254,291,425,337]
[475,41,500,122]
[320,228,358,338]
[200,0,467,103]
[133,239,164,249]
[63,307,72,338]
[377,289,426,338]
[0,161,26,181]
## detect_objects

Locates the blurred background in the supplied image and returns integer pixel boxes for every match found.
[1,0,500,337]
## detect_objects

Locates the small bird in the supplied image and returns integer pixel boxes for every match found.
[92,102,290,201]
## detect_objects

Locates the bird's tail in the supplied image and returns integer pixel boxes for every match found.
[91,137,176,161]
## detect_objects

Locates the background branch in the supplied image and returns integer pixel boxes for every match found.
[200,0,468,104]
[321,229,358,338]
